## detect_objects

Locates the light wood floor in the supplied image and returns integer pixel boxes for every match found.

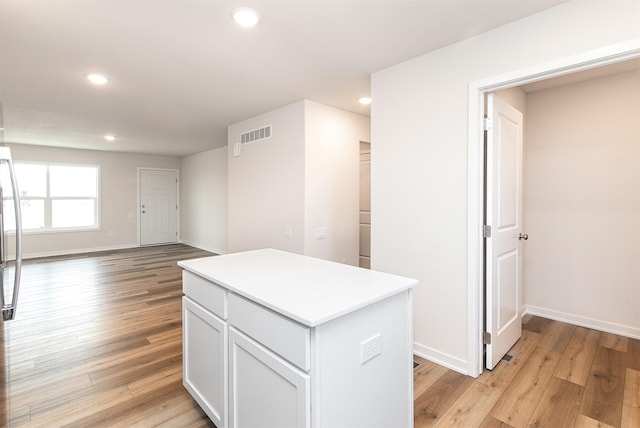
[1,244,638,427]
[1,244,215,427]
[414,316,640,427]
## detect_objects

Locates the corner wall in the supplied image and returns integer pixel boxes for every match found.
[371,0,640,373]
[227,100,370,262]
[180,146,228,254]
[227,101,306,254]
[303,100,370,265]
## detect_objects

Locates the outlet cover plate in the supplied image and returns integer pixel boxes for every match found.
[361,334,381,364]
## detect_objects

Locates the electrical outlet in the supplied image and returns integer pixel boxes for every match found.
[360,334,381,364]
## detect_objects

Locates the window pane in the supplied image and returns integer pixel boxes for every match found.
[0,163,13,198]
[15,164,47,197]
[52,199,96,228]
[2,198,16,231]
[50,166,97,197]
[3,199,45,231]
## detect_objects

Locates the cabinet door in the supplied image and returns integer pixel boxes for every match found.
[229,328,310,428]
[183,297,227,428]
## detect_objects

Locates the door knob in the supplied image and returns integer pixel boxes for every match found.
[519,233,528,240]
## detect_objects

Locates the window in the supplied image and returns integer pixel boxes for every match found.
[2,163,99,232]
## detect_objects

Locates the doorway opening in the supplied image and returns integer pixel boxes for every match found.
[359,141,371,269]
[467,41,640,377]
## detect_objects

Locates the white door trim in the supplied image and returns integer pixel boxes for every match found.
[137,167,180,246]
[466,39,640,377]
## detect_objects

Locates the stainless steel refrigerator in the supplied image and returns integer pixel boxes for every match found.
[0,147,22,321]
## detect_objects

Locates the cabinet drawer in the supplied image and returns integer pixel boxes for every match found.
[183,271,227,319]
[228,293,310,371]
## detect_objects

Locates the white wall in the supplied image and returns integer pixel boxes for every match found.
[227,100,370,263]
[371,0,640,374]
[180,146,228,254]
[7,143,180,258]
[228,101,306,254]
[304,100,370,265]
[524,70,640,334]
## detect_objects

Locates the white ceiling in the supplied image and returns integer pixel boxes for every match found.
[0,0,569,157]
[520,58,640,92]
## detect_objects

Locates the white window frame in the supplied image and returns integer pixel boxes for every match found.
[13,161,101,234]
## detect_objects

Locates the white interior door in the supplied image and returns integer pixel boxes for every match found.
[485,94,524,370]
[359,142,371,269]
[140,169,178,246]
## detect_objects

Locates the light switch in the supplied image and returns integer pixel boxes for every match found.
[315,227,326,239]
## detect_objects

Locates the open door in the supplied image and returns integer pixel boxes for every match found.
[485,94,525,370]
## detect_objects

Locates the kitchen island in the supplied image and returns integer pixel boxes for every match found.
[178,248,417,428]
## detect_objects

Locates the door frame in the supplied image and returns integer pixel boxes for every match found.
[466,39,640,377]
[137,167,180,246]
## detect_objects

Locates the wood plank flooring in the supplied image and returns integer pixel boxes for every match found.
[1,245,638,427]
[1,244,215,427]
[415,315,640,427]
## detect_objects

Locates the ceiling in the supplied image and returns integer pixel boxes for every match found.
[520,58,640,92]
[0,0,570,157]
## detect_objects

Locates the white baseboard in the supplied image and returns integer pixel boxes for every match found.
[413,342,469,376]
[179,239,226,255]
[23,243,139,260]
[525,305,640,340]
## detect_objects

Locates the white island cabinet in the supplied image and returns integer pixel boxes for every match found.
[179,248,417,428]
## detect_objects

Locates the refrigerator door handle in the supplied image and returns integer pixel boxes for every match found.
[1,153,22,321]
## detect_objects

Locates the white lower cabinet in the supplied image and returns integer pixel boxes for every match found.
[183,297,227,428]
[229,327,310,428]
[180,251,416,428]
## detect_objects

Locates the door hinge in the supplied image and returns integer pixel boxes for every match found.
[483,225,491,238]
[483,331,492,345]
[483,117,492,131]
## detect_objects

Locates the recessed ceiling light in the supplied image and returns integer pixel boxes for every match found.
[87,74,109,85]
[359,97,372,105]
[104,134,116,141]
[231,7,261,27]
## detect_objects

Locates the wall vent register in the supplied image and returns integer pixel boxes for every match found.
[240,125,272,144]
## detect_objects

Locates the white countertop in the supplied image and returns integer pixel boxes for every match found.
[178,248,418,327]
